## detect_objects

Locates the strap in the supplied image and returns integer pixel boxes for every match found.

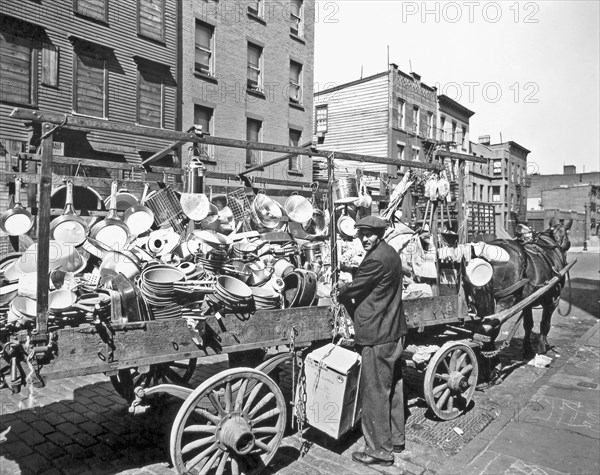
[494,278,529,299]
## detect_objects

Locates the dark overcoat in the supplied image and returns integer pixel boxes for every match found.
[339,241,405,346]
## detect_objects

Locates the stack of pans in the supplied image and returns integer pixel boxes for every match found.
[140,265,186,313]
[196,248,228,274]
[207,275,254,313]
[251,287,281,310]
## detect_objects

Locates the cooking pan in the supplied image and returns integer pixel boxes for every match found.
[284,193,313,224]
[0,178,34,236]
[51,182,104,228]
[90,181,131,250]
[50,179,89,247]
[123,183,155,237]
[48,289,95,313]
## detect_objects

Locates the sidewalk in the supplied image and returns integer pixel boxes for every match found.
[440,321,600,475]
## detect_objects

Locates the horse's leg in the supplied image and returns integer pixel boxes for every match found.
[538,297,558,355]
[522,307,535,359]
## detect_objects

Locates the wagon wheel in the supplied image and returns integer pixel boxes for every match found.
[110,358,197,402]
[423,342,478,421]
[170,368,286,475]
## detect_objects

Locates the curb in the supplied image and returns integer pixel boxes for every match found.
[437,319,600,475]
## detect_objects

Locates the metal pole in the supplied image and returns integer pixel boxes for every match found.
[583,203,588,251]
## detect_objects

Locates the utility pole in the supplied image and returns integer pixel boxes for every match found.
[583,203,589,251]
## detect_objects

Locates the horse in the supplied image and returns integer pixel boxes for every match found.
[485,218,572,358]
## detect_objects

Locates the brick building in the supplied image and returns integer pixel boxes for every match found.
[181,0,315,186]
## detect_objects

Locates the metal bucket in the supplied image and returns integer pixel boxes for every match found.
[332,177,359,204]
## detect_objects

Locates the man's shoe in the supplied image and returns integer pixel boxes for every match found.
[393,444,405,453]
[351,451,394,466]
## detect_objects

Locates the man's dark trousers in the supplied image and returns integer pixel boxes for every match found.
[359,337,405,461]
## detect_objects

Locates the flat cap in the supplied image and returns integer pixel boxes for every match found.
[354,215,387,230]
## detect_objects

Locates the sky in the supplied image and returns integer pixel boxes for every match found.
[313,0,600,175]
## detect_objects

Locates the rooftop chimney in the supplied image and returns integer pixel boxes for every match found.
[564,165,576,175]
[478,135,491,145]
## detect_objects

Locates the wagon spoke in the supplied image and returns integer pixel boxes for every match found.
[460,364,473,376]
[198,448,221,475]
[447,395,454,412]
[224,381,232,412]
[449,349,460,371]
[215,451,229,475]
[254,439,271,453]
[248,392,275,419]
[252,427,279,435]
[181,435,215,455]
[252,407,280,425]
[235,378,249,411]
[437,388,450,409]
[186,442,218,472]
[231,456,240,475]
[442,358,450,373]
[243,381,265,413]
[433,383,448,395]
[456,352,467,370]
[193,408,221,425]
[209,390,225,417]
[184,424,217,434]
[434,373,449,381]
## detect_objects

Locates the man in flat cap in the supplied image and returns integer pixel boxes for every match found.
[338,216,406,466]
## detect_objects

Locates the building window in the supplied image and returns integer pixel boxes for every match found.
[290,0,304,37]
[248,0,263,17]
[397,144,405,161]
[193,105,214,160]
[427,112,434,139]
[461,125,467,150]
[247,42,263,92]
[397,99,405,129]
[195,21,214,76]
[73,46,107,117]
[315,104,328,133]
[492,186,501,202]
[138,0,165,42]
[246,118,262,165]
[412,146,420,161]
[493,160,502,176]
[289,60,302,104]
[439,115,446,141]
[451,121,457,142]
[74,0,108,22]
[137,67,164,128]
[289,129,302,171]
[0,30,37,106]
[412,106,420,135]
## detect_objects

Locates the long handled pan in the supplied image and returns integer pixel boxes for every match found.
[123,183,154,237]
[90,181,130,250]
[50,179,89,247]
[0,178,34,236]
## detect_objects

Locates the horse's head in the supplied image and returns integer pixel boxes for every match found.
[547,217,572,252]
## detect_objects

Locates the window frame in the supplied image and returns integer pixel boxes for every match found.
[451,121,457,142]
[247,42,263,92]
[289,60,303,104]
[427,111,434,139]
[461,125,467,150]
[193,104,215,160]
[288,128,302,171]
[72,45,108,118]
[136,67,165,128]
[195,20,215,76]
[0,30,38,106]
[315,104,328,134]
[290,0,304,37]
[493,160,502,176]
[73,0,109,23]
[246,118,263,165]
[397,99,405,129]
[412,106,420,135]
[397,143,405,161]
[439,115,446,141]
[248,0,264,18]
[137,0,166,43]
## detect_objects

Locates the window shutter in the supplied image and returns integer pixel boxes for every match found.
[75,49,105,117]
[138,0,165,42]
[42,42,58,87]
[138,69,163,127]
[74,0,108,22]
[0,31,35,105]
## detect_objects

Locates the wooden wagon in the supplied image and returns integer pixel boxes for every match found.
[0,109,574,474]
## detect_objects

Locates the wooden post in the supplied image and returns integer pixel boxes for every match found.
[328,153,338,290]
[456,160,467,244]
[36,122,53,334]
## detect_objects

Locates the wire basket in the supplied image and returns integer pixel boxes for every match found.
[227,188,253,231]
[145,187,186,233]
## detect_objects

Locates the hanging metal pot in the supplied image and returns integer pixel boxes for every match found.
[0,178,34,236]
[123,183,155,237]
[251,192,282,230]
[332,177,359,204]
[50,179,89,247]
[89,181,130,250]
